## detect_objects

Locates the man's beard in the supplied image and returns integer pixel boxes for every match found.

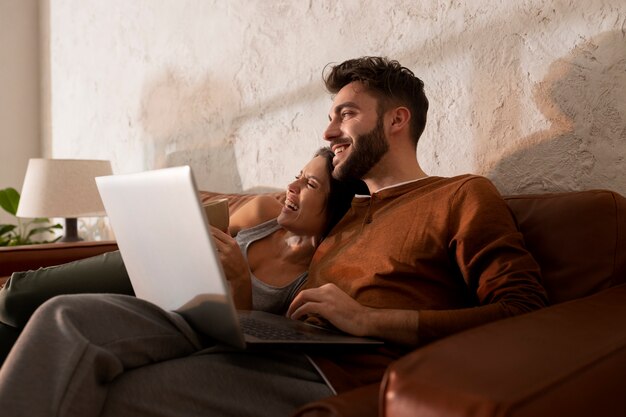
[333,115,389,182]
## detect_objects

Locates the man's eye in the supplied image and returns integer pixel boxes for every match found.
[341,111,353,119]
[307,182,317,189]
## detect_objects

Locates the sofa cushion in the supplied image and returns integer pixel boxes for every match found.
[504,190,626,304]
[201,189,626,304]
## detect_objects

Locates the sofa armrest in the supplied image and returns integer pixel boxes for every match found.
[0,241,118,286]
[291,383,380,417]
[382,284,626,417]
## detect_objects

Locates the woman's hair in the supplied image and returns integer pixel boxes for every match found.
[314,147,369,238]
[323,56,429,146]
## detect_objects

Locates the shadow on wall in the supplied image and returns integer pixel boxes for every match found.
[138,66,325,193]
[139,70,243,193]
[489,30,626,195]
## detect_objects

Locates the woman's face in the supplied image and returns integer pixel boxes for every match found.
[277,155,331,237]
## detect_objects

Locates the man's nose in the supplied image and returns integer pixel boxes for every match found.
[323,120,341,142]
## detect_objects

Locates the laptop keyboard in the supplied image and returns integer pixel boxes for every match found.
[239,316,317,341]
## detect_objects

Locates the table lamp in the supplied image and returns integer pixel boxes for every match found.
[16,158,113,242]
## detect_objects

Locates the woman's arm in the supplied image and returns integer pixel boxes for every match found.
[228,195,283,236]
[210,195,282,309]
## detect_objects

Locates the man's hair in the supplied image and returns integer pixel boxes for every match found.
[324,56,429,145]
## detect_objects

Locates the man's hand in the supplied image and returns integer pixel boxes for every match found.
[287,283,421,346]
[210,226,252,309]
[287,283,372,336]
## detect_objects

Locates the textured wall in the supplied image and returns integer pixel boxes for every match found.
[46,0,626,196]
[0,0,41,224]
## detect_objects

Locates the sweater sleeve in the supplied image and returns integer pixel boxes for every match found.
[417,177,548,344]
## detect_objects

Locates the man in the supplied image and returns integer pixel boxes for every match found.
[0,57,547,416]
[286,57,548,388]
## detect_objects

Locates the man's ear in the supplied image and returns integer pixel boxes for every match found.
[388,107,411,133]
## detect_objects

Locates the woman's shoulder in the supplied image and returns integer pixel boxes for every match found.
[229,195,283,235]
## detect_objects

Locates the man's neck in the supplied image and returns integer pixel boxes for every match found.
[363,154,428,194]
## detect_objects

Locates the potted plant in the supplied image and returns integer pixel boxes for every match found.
[0,187,62,246]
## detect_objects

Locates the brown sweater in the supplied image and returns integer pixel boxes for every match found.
[305,175,548,389]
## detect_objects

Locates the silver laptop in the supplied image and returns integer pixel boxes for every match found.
[96,166,382,349]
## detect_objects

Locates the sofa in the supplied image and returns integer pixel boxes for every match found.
[1,189,625,417]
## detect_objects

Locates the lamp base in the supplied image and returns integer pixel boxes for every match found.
[59,218,83,242]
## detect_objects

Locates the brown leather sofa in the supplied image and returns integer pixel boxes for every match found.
[1,189,625,417]
[294,189,626,417]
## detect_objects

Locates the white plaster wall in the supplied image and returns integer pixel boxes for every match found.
[0,0,41,224]
[46,0,626,196]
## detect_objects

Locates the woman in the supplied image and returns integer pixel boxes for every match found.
[214,146,362,312]
[0,147,366,363]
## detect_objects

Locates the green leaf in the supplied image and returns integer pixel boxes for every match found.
[0,187,66,245]
[0,224,16,235]
[0,188,20,216]
[30,236,63,244]
[25,225,60,238]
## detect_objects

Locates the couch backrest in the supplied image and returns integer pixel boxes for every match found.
[200,189,626,305]
[505,190,626,304]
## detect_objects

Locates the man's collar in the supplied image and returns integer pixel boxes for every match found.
[374,176,430,193]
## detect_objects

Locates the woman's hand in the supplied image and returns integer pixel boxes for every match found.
[287,283,421,346]
[210,226,252,309]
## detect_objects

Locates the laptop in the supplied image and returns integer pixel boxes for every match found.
[95,166,383,349]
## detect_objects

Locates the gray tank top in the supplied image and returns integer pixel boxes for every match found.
[235,218,308,314]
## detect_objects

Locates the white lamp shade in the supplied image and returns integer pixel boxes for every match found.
[17,159,113,218]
